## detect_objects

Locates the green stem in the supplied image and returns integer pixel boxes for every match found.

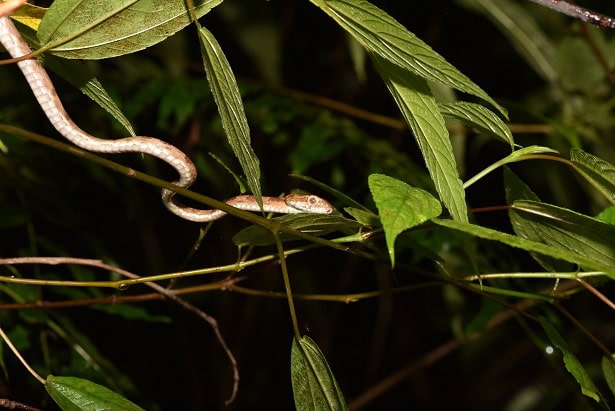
[275,233,301,340]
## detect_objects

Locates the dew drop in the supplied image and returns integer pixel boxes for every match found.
[117,282,130,291]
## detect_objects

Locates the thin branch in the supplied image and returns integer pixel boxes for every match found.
[0,398,42,411]
[556,304,611,355]
[0,325,46,385]
[577,278,615,311]
[527,0,615,29]
[0,257,239,404]
[0,279,239,310]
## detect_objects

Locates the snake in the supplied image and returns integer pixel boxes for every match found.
[0,11,333,222]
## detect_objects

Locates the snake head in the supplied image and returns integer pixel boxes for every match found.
[284,194,334,214]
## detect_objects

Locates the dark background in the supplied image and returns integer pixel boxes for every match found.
[1,1,614,410]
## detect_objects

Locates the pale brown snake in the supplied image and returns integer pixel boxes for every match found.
[0,12,333,222]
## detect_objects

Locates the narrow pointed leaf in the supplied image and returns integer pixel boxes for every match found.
[511,200,615,268]
[539,318,600,402]
[309,0,506,116]
[439,102,513,147]
[291,336,347,411]
[199,26,261,206]
[369,174,442,266]
[432,218,615,278]
[46,375,145,411]
[372,55,466,222]
[37,0,222,59]
[504,168,570,272]
[570,149,615,205]
[43,56,136,135]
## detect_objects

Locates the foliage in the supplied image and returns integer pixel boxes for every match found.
[0,0,614,410]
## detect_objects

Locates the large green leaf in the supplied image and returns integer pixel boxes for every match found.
[504,168,571,272]
[539,318,600,402]
[570,149,615,205]
[372,55,467,223]
[198,26,262,206]
[37,0,222,59]
[291,336,347,411]
[46,375,145,411]
[511,200,615,269]
[369,174,442,266]
[432,218,615,278]
[309,0,506,116]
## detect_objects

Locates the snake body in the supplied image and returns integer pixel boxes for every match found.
[0,14,333,222]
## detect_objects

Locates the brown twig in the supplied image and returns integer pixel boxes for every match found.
[0,398,42,411]
[577,278,615,311]
[527,0,615,29]
[0,279,239,310]
[0,257,240,404]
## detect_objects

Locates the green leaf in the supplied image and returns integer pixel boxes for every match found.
[570,149,615,205]
[458,0,559,84]
[198,26,262,207]
[233,214,360,247]
[602,355,615,398]
[371,56,466,223]
[344,207,380,226]
[46,375,145,411]
[596,206,615,225]
[504,168,571,272]
[539,318,600,402]
[43,56,136,136]
[431,218,615,278]
[347,35,367,83]
[369,174,442,266]
[309,0,506,116]
[37,0,222,59]
[511,200,615,269]
[439,102,513,147]
[291,336,347,411]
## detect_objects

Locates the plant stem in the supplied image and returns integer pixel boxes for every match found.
[0,325,46,385]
